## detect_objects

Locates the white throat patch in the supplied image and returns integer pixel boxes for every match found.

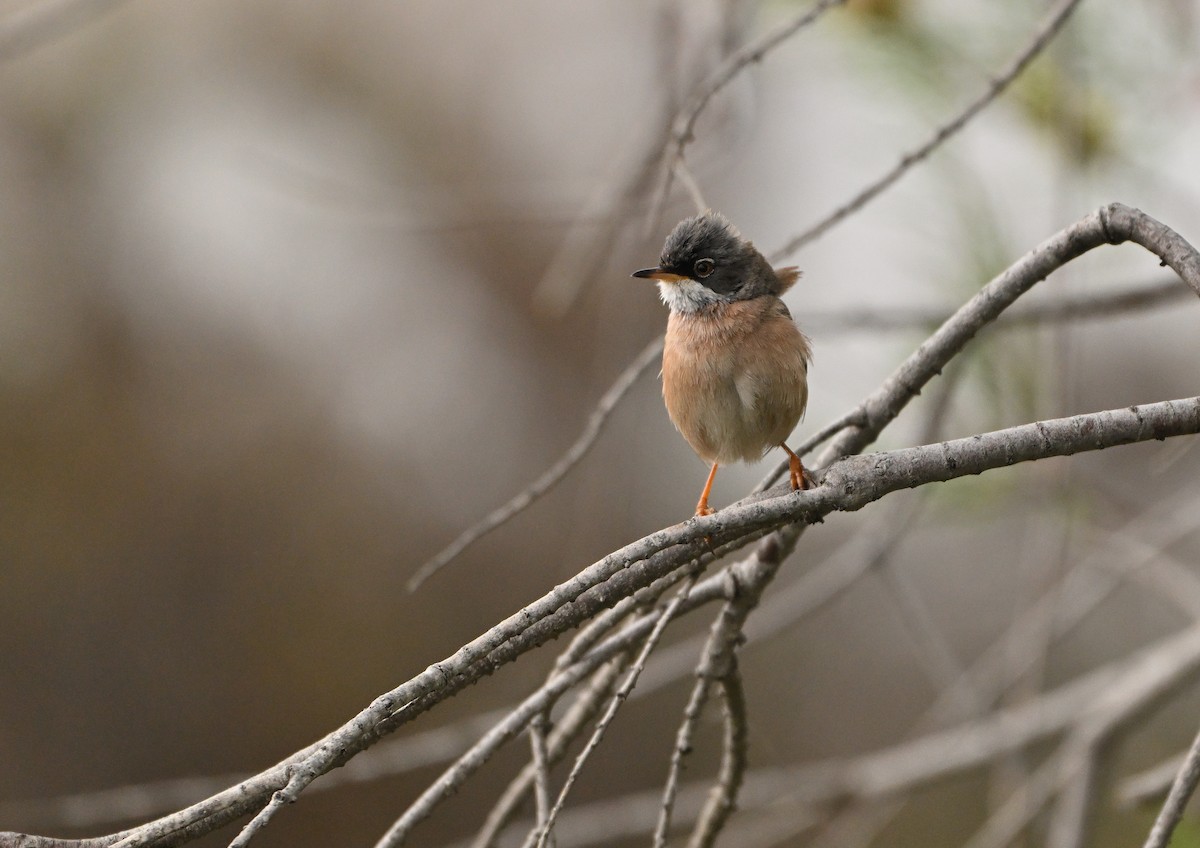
[658,279,724,314]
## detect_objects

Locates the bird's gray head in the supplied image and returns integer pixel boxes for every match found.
[631,212,776,313]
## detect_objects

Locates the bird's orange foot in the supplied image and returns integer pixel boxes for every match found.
[695,503,715,517]
[787,453,808,491]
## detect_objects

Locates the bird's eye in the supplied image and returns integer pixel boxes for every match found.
[693,258,715,278]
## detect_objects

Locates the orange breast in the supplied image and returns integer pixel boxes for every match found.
[662,297,810,464]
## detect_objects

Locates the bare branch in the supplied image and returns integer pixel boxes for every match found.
[967,619,1200,848]
[806,494,1200,848]
[408,337,663,591]
[656,561,770,847]
[1141,724,1200,848]
[653,670,713,847]
[529,574,701,848]
[647,0,850,228]
[470,658,627,848]
[688,668,749,848]
[804,276,1189,334]
[28,203,1196,848]
[370,644,626,847]
[451,623,1200,848]
[528,715,554,848]
[0,0,136,63]
[71,395,1200,848]
[770,0,1086,261]
[821,203,1200,463]
[673,158,710,216]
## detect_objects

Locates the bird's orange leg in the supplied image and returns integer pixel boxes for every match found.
[779,443,810,491]
[695,462,719,516]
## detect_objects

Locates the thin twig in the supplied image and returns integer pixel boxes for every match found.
[653,574,758,847]
[807,493,1200,848]
[688,668,750,848]
[660,539,780,848]
[674,158,710,216]
[1142,724,1200,848]
[653,674,714,847]
[372,637,643,846]
[529,574,702,848]
[966,620,1200,848]
[102,393,1200,848]
[408,337,663,591]
[470,657,628,848]
[770,0,1087,261]
[24,483,1200,839]
[804,276,1188,334]
[648,0,849,229]
[553,563,691,671]
[448,766,814,848]
[528,715,555,848]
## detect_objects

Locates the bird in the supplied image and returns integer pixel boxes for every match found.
[632,211,812,517]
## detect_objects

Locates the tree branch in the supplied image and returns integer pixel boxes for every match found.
[770,0,1086,259]
[11,203,1198,848]
[647,0,849,228]
[1141,723,1200,848]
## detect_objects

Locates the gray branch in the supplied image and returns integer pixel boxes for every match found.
[1141,724,1200,848]
[6,203,1199,848]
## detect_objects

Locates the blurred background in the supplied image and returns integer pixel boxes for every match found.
[2,0,1200,846]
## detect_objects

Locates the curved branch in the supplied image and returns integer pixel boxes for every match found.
[11,401,1200,848]
[824,203,1200,462]
[18,203,1197,848]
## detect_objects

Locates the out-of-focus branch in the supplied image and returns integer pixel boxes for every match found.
[803,276,1189,334]
[820,203,1200,464]
[647,0,849,227]
[770,0,1086,260]
[966,619,1200,848]
[0,0,136,62]
[408,337,663,591]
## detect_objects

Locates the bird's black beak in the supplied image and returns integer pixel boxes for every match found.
[632,267,687,283]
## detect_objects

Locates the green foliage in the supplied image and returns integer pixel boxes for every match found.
[1012,57,1116,164]
[1171,815,1200,848]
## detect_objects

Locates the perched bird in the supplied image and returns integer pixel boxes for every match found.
[633,212,812,516]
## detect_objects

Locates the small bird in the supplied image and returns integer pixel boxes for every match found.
[633,212,812,517]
